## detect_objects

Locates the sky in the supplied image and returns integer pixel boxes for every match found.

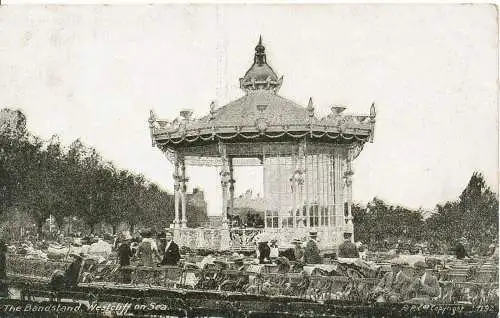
[0,4,497,216]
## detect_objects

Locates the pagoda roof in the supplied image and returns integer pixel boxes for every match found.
[148,38,376,148]
[201,91,309,127]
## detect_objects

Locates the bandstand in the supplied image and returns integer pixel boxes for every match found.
[148,38,376,252]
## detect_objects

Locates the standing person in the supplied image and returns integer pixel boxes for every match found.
[117,233,133,283]
[65,253,85,288]
[157,232,166,256]
[160,231,180,266]
[140,229,162,261]
[0,240,8,298]
[257,241,271,264]
[304,231,322,264]
[292,239,305,262]
[269,238,279,260]
[338,232,359,258]
[135,230,154,267]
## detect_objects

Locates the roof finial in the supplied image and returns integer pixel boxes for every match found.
[255,35,266,65]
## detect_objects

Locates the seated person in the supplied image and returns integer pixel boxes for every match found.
[304,232,322,264]
[280,239,304,262]
[455,238,470,259]
[338,233,359,258]
[220,256,249,291]
[406,261,440,303]
[371,258,412,302]
[258,241,271,264]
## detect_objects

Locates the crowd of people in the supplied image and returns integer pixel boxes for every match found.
[0,227,497,306]
[116,230,180,283]
[0,229,182,290]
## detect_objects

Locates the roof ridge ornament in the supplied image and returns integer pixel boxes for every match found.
[307,98,315,118]
[370,102,376,119]
[148,109,158,147]
[369,102,376,143]
[331,105,347,116]
[209,101,216,121]
[148,109,157,126]
[180,109,193,121]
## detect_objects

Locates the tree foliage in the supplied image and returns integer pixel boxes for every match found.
[353,172,498,252]
[0,109,182,237]
[426,172,498,248]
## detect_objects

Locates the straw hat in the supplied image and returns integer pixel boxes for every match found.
[122,232,132,241]
[413,261,427,269]
[140,228,152,238]
[390,258,408,266]
[230,255,244,263]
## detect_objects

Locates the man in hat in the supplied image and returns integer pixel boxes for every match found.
[372,258,412,302]
[65,252,85,288]
[338,232,359,258]
[407,261,439,302]
[220,255,249,291]
[292,239,305,262]
[117,232,133,283]
[160,231,180,266]
[304,231,322,264]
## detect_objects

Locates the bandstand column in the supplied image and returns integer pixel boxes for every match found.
[173,156,180,228]
[180,156,188,228]
[229,157,235,216]
[305,153,310,228]
[218,142,231,250]
[219,142,230,228]
[298,140,306,227]
[334,148,345,239]
[345,152,354,225]
[345,148,355,239]
[291,152,298,228]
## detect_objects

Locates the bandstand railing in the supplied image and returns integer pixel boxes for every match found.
[174,226,343,252]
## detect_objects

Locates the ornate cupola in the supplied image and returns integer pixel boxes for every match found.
[239,36,283,93]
